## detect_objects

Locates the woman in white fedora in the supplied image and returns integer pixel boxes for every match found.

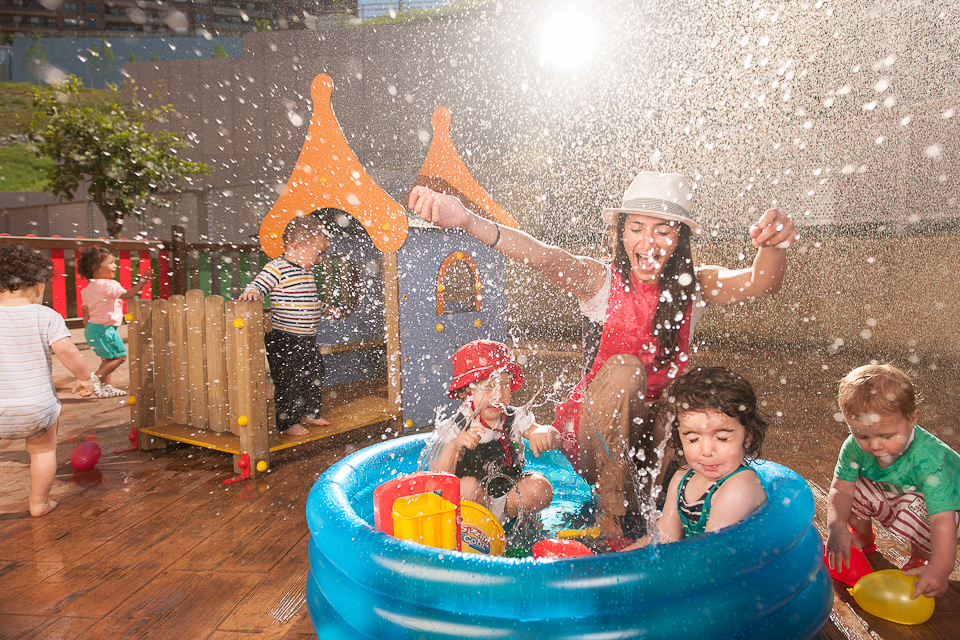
[409,172,797,540]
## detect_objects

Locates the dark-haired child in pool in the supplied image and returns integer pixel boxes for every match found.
[623,367,768,550]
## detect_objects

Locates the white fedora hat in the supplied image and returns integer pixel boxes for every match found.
[601,171,703,235]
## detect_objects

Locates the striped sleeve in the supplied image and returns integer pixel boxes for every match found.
[246,261,283,298]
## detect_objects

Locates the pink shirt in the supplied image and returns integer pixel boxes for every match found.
[82,279,126,326]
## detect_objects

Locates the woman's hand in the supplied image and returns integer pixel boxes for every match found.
[749,208,798,249]
[408,186,471,230]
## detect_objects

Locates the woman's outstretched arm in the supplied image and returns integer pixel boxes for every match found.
[698,208,797,305]
[409,186,606,302]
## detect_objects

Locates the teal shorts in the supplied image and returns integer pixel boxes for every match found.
[85,323,126,359]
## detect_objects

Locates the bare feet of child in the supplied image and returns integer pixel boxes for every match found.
[301,416,331,427]
[282,423,310,437]
[29,499,57,517]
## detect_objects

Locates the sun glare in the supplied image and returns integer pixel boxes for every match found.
[538,8,597,71]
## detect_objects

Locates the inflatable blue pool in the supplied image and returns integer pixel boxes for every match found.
[305,434,832,639]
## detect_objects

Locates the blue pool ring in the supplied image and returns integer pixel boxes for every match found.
[306,434,832,639]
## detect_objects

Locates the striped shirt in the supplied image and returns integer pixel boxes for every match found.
[244,257,328,335]
[0,304,71,439]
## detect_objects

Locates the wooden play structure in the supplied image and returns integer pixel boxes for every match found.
[126,72,520,478]
[126,290,400,478]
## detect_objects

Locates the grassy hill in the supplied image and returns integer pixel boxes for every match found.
[0,81,112,192]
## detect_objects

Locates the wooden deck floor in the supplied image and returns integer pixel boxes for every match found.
[1,335,958,639]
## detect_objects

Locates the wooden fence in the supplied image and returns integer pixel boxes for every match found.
[0,225,264,326]
[128,291,275,477]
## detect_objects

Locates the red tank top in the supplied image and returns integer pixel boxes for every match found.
[553,267,691,467]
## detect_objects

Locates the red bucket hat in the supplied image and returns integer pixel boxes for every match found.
[447,340,524,399]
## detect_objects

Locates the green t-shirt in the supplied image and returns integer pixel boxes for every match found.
[834,425,960,515]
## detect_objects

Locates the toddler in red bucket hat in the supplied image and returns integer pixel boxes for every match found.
[427,340,561,523]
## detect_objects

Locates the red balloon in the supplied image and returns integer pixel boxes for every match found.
[71,441,101,471]
[824,543,873,587]
[533,538,594,559]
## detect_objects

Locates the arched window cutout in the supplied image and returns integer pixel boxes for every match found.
[437,251,482,315]
[316,253,361,319]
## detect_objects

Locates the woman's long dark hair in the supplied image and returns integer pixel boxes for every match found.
[611,214,698,365]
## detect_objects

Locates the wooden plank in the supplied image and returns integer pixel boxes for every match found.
[224,300,240,436]
[139,298,169,451]
[79,570,262,639]
[168,294,189,425]
[318,338,386,355]
[270,394,398,452]
[185,289,209,430]
[382,251,402,414]
[204,295,229,433]
[246,302,272,456]
[0,614,97,639]
[168,462,304,574]
[127,298,153,431]
[235,300,269,477]
[138,422,242,454]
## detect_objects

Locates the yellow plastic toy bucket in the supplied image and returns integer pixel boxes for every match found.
[459,500,506,556]
[391,492,459,550]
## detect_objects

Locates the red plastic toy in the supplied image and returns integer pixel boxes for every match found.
[532,538,594,559]
[824,543,873,587]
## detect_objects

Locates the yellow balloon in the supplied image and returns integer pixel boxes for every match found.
[848,569,935,625]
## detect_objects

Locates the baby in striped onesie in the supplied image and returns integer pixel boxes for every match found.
[240,215,338,437]
[0,244,94,516]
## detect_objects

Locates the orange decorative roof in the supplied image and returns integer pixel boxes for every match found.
[259,74,409,257]
[414,107,518,229]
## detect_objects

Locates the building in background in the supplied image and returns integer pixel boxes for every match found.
[0,0,359,39]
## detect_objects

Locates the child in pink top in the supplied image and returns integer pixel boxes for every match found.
[78,247,152,398]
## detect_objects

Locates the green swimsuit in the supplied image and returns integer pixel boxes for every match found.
[677,465,752,538]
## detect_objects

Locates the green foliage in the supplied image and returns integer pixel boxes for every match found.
[254,19,272,32]
[22,34,48,83]
[357,0,490,25]
[0,144,53,191]
[0,82,39,136]
[88,38,117,87]
[129,53,138,63]
[212,44,229,58]
[22,75,209,238]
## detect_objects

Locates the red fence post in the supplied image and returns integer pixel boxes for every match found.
[50,240,67,319]
[118,248,132,314]
[139,249,153,299]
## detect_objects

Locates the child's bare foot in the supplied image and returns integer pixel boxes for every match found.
[301,416,330,427]
[281,423,310,437]
[29,499,57,517]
